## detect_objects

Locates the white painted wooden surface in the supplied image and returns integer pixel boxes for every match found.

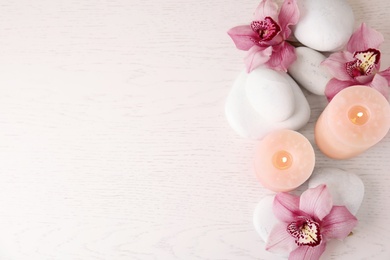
[0,0,389,259]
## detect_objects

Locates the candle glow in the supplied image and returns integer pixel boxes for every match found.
[315,86,390,159]
[255,129,315,192]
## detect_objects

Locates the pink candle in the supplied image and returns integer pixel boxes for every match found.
[315,86,390,159]
[254,129,315,192]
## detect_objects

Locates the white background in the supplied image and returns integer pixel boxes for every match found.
[0,0,389,259]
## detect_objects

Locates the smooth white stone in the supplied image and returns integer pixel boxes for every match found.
[293,0,354,52]
[288,47,331,95]
[225,67,310,139]
[308,168,364,215]
[246,68,295,122]
[253,195,278,243]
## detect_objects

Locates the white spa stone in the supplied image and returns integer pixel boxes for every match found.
[288,47,331,95]
[246,68,295,122]
[225,67,310,139]
[308,168,364,215]
[253,195,278,243]
[293,0,354,52]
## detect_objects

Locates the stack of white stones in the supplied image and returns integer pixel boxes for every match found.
[225,0,365,246]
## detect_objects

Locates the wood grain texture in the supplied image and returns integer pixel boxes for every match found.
[0,0,389,259]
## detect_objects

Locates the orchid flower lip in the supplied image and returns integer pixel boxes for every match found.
[250,16,281,43]
[287,217,322,247]
[345,48,381,78]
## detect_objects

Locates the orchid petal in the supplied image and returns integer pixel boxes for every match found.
[354,74,374,85]
[273,191,301,223]
[369,74,390,99]
[278,0,299,39]
[244,45,272,72]
[321,206,358,240]
[288,242,326,260]
[378,67,390,83]
[325,78,354,101]
[266,222,297,254]
[347,23,384,53]
[299,185,333,221]
[254,0,279,21]
[266,42,296,71]
[227,25,257,51]
[321,52,354,81]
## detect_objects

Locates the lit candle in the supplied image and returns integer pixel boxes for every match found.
[254,129,315,192]
[315,86,390,159]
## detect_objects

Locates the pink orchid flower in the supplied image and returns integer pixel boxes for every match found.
[227,0,299,73]
[322,23,390,101]
[266,184,358,260]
